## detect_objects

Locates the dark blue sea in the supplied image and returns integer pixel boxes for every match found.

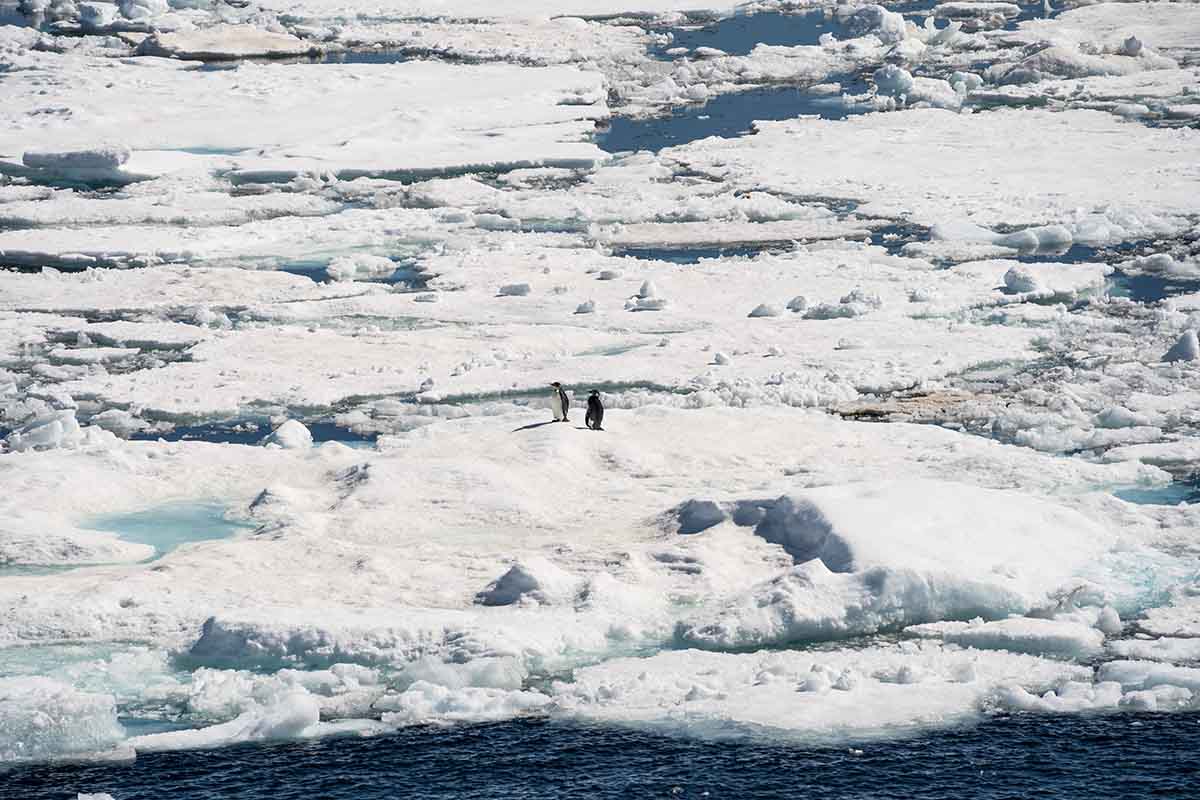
[6,714,1200,800]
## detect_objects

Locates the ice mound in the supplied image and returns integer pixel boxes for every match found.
[130,691,320,752]
[677,480,1116,648]
[554,643,1089,741]
[326,254,397,282]
[475,556,581,606]
[261,420,314,449]
[904,617,1105,660]
[1161,330,1198,363]
[0,677,126,763]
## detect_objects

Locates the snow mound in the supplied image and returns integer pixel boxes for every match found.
[475,556,580,606]
[0,678,126,763]
[874,65,914,97]
[5,410,115,452]
[678,480,1117,648]
[904,617,1105,659]
[261,420,313,450]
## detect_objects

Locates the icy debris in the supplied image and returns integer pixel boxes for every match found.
[6,410,89,452]
[874,65,914,97]
[748,303,781,318]
[712,351,730,365]
[1003,265,1042,294]
[1161,330,1198,363]
[1108,638,1200,663]
[475,556,580,606]
[376,681,550,726]
[498,283,531,297]
[0,677,126,763]
[675,499,727,535]
[992,681,1124,713]
[575,299,596,314]
[413,293,439,303]
[787,295,808,312]
[399,656,526,691]
[638,280,657,299]
[1098,661,1200,693]
[261,420,313,450]
[904,617,1105,660]
[1121,35,1143,58]
[597,270,621,280]
[326,254,397,282]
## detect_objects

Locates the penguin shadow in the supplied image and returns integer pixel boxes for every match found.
[512,420,560,432]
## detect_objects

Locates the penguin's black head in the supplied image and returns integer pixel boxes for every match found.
[550,382,561,387]
[589,390,599,396]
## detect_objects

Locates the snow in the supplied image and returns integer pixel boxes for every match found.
[261,420,313,449]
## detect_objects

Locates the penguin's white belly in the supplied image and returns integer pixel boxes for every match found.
[550,391,565,420]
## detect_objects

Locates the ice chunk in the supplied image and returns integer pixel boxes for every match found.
[675,499,727,535]
[261,420,313,450]
[1003,265,1042,294]
[904,617,1105,659]
[1162,330,1198,363]
[787,295,808,312]
[130,692,320,752]
[847,5,908,44]
[1098,660,1200,692]
[376,681,550,726]
[137,25,315,61]
[325,254,397,283]
[748,303,781,318]
[638,280,657,299]
[78,2,117,28]
[874,65,915,97]
[575,299,596,314]
[475,556,580,606]
[498,283,531,297]
[0,677,126,763]
[23,146,130,172]
[5,410,87,452]
[119,0,166,20]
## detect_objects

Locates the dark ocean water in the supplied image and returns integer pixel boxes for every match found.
[7,714,1200,800]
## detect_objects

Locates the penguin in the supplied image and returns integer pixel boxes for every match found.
[549,382,570,422]
[585,390,604,431]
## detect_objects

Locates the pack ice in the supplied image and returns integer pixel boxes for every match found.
[1,0,1199,766]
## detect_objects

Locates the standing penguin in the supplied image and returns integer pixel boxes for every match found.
[585,390,604,431]
[549,382,570,422]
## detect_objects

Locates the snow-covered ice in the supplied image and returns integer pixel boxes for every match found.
[2,0,1200,767]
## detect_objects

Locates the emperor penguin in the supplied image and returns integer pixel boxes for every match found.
[549,382,570,422]
[586,390,604,430]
